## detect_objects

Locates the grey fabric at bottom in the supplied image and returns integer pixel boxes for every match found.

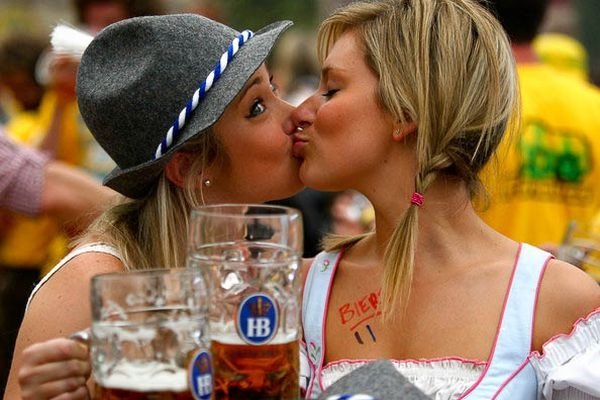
[318,360,432,400]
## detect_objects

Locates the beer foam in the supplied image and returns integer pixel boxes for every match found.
[97,362,188,392]
[211,329,298,345]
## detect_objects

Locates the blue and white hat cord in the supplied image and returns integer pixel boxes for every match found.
[154,29,254,160]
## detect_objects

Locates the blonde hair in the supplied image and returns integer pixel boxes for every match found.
[76,130,222,270]
[319,0,519,318]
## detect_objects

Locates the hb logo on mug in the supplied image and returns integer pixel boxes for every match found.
[189,349,212,400]
[237,293,279,345]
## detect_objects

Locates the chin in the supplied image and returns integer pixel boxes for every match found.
[299,169,335,192]
[277,181,305,201]
[260,175,304,202]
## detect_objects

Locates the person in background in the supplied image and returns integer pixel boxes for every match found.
[329,190,374,236]
[478,0,600,255]
[0,130,115,230]
[0,34,85,390]
[0,129,115,392]
[6,13,301,399]
[0,35,46,124]
[533,32,590,82]
[287,0,600,398]
[182,0,226,23]
[72,0,164,34]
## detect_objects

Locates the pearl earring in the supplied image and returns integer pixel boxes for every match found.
[203,179,212,187]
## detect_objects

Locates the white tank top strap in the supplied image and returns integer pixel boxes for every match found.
[302,250,343,399]
[462,243,552,399]
[26,243,122,310]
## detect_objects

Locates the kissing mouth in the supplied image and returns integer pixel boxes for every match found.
[292,134,307,144]
[291,134,308,158]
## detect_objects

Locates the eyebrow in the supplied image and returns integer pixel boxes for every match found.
[237,76,263,103]
[321,65,346,81]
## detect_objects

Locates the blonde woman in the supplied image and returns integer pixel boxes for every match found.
[290,0,600,398]
[7,14,303,399]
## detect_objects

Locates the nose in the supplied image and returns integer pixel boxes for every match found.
[284,95,318,135]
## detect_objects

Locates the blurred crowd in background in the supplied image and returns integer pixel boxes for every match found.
[0,0,599,391]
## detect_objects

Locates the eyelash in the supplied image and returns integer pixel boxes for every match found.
[321,89,339,99]
[247,77,280,118]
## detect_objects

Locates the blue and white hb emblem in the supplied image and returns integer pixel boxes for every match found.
[188,349,212,400]
[237,293,278,345]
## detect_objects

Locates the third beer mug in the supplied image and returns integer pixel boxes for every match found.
[187,204,303,399]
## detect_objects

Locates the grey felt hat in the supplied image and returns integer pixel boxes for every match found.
[77,14,292,198]
[319,360,431,400]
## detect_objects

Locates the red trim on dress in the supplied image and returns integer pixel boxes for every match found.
[530,255,552,351]
[318,249,345,392]
[529,306,600,359]
[491,358,530,399]
[458,243,524,399]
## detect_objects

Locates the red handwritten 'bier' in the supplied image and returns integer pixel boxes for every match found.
[338,289,381,327]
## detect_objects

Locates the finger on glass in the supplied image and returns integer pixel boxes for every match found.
[18,337,91,400]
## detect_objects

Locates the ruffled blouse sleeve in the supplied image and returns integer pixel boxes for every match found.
[529,308,600,400]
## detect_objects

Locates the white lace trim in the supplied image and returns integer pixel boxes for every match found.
[322,358,485,400]
[530,308,600,371]
[529,307,600,400]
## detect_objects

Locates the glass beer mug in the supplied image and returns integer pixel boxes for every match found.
[187,204,303,399]
[89,268,211,399]
[558,219,600,282]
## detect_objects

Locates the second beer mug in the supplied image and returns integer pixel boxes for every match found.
[192,244,301,400]
[90,268,211,399]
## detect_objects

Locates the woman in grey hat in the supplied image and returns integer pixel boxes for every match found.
[7,13,304,399]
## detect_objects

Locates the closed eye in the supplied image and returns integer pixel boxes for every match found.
[321,89,339,99]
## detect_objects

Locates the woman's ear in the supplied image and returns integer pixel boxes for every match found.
[165,152,195,189]
[392,121,418,142]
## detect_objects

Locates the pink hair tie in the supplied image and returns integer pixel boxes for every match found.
[411,192,424,207]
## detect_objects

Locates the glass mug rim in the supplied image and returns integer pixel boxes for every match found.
[190,203,302,219]
[91,267,200,284]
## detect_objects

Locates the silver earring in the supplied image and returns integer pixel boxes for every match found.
[203,179,212,187]
[295,126,304,132]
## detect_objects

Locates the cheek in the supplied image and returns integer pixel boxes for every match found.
[231,133,291,176]
[316,102,345,128]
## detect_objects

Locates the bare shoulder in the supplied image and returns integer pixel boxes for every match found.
[5,249,125,398]
[533,258,600,350]
[19,250,124,348]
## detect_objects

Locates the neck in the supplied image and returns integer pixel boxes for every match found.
[511,42,539,64]
[362,176,505,273]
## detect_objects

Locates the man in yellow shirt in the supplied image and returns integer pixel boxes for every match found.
[480,0,600,252]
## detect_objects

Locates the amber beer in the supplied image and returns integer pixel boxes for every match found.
[211,336,299,399]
